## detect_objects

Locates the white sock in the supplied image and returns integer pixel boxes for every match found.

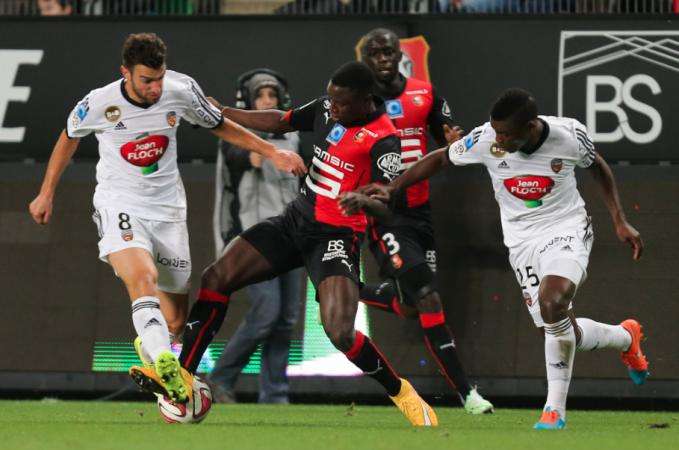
[576,318,632,352]
[543,317,576,418]
[131,296,171,362]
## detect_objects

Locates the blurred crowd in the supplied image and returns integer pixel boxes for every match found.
[0,0,675,16]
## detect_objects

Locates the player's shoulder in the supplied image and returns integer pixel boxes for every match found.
[80,79,122,105]
[471,121,496,145]
[542,115,586,134]
[161,69,196,95]
[541,115,588,144]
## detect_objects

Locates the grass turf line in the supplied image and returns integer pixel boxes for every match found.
[0,401,676,450]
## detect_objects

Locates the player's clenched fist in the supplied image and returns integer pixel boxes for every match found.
[270,149,306,176]
[29,193,53,225]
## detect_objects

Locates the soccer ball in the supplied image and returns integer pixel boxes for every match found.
[157,375,212,424]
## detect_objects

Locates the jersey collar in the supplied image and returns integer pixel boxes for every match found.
[120,80,153,109]
[519,118,550,155]
[340,96,386,128]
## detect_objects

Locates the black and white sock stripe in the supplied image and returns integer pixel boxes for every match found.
[132,301,160,314]
[544,317,573,336]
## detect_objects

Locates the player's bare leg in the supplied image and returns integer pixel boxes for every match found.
[179,236,279,373]
[108,248,190,402]
[158,291,188,343]
[318,276,437,426]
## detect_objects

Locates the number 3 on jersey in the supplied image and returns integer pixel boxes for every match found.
[516,265,539,290]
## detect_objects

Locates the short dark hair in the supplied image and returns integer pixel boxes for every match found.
[330,61,375,96]
[490,88,538,127]
[122,33,167,70]
[359,28,399,55]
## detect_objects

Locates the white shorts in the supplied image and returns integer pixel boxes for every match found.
[92,208,191,294]
[508,218,593,327]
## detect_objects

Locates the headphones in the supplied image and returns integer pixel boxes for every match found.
[235,68,292,110]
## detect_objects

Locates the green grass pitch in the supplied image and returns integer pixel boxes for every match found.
[0,400,675,450]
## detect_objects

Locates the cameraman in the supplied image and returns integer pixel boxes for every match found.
[211,70,303,404]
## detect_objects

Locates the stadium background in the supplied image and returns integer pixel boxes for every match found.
[0,12,677,403]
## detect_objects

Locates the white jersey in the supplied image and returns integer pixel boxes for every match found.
[66,70,223,221]
[447,116,596,248]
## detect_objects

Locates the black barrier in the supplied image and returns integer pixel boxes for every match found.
[0,17,678,162]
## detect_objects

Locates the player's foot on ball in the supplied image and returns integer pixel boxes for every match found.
[464,388,494,414]
[129,352,192,403]
[620,319,649,385]
[389,378,438,427]
[133,337,153,368]
[533,407,566,430]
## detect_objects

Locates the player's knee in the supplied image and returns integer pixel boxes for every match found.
[324,322,354,352]
[126,269,158,296]
[201,263,232,293]
[538,276,575,321]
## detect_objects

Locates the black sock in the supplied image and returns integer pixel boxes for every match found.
[179,288,230,373]
[420,312,472,401]
[359,281,405,316]
[344,331,402,396]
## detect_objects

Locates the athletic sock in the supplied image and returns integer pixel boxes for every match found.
[179,288,230,373]
[543,317,576,418]
[344,331,402,396]
[419,311,471,401]
[576,317,632,352]
[131,296,171,362]
[359,281,405,316]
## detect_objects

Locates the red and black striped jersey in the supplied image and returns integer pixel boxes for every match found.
[283,96,401,232]
[384,77,453,219]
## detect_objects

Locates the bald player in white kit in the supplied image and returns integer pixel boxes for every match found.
[354,88,648,430]
[29,33,305,403]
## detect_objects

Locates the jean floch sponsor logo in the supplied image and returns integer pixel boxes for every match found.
[558,31,677,147]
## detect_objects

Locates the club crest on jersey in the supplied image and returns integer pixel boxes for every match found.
[385,99,404,119]
[120,134,170,175]
[490,143,506,158]
[105,106,121,123]
[523,292,533,307]
[121,229,134,242]
[551,158,563,173]
[326,123,347,146]
[503,175,555,208]
[412,95,424,107]
[377,152,402,181]
[166,111,177,128]
[354,127,377,143]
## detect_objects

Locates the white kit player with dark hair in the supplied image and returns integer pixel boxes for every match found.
[362,88,648,430]
[28,32,305,404]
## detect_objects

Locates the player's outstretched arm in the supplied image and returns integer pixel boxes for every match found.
[363,147,450,203]
[588,152,643,260]
[29,130,80,225]
[211,118,306,176]
[206,97,294,135]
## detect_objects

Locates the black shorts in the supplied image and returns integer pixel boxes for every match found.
[241,204,362,289]
[367,215,437,280]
